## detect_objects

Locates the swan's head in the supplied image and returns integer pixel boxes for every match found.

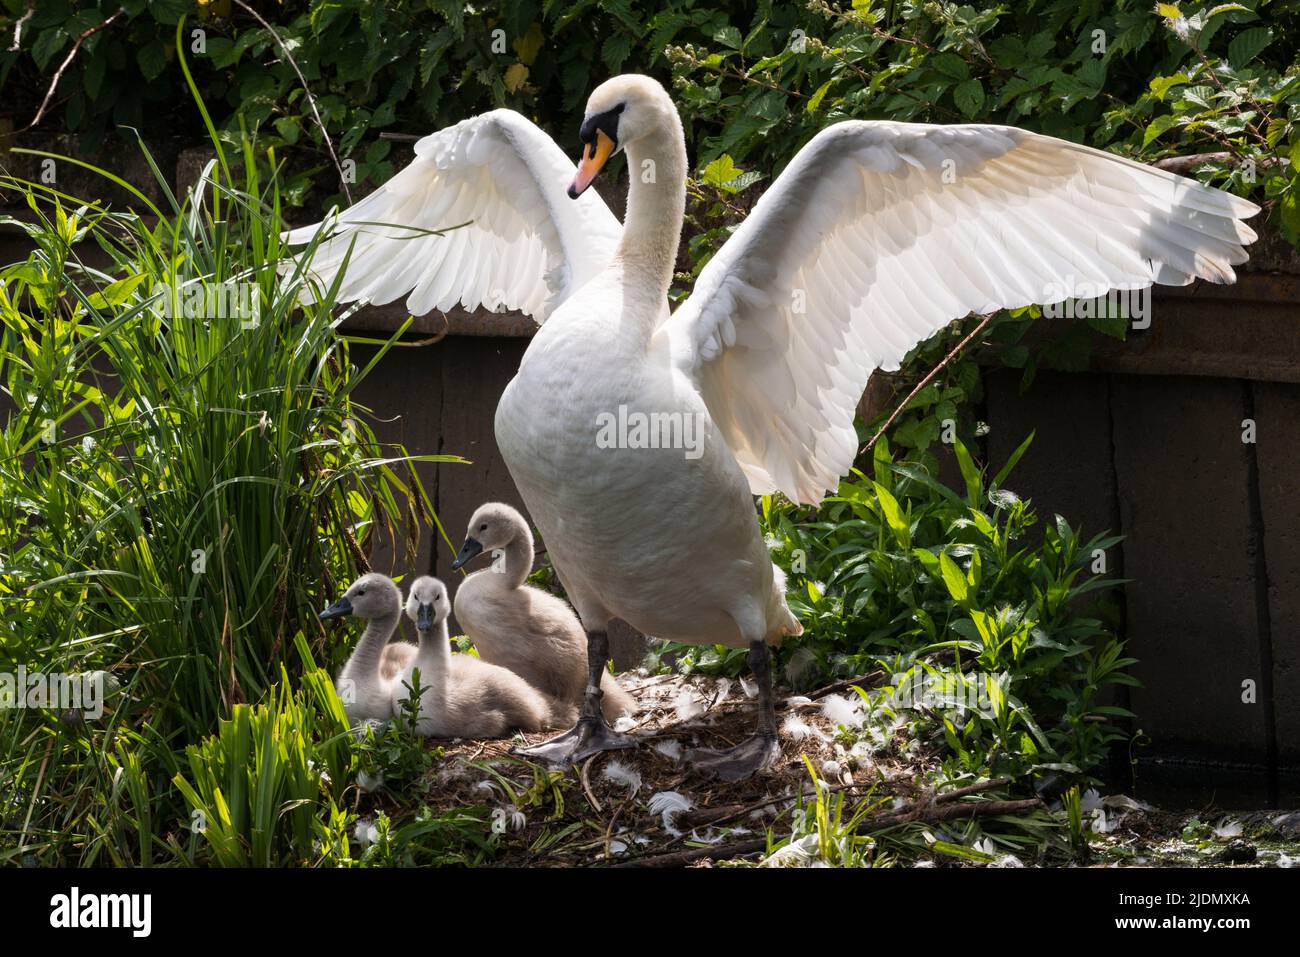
[404,576,450,633]
[568,74,676,199]
[319,572,400,622]
[451,502,528,570]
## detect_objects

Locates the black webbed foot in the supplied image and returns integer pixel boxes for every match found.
[686,731,780,782]
[512,716,636,766]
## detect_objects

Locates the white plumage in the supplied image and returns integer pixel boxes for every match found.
[285,110,621,320]
[668,121,1257,502]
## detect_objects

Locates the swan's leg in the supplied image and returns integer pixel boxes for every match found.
[512,629,636,765]
[686,640,781,781]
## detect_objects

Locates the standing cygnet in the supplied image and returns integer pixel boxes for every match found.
[400,576,557,738]
[320,572,405,725]
[450,503,636,723]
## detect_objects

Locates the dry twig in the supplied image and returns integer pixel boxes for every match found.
[862,313,994,455]
[23,8,125,132]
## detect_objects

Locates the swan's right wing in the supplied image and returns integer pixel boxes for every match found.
[284,109,622,322]
[667,121,1259,505]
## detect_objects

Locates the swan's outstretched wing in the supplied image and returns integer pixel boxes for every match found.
[284,109,622,321]
[667,121,1259,504]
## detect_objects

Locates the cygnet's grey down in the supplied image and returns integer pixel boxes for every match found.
[401,576,563,738]
[379,641,416,681]
[320,572,406,725]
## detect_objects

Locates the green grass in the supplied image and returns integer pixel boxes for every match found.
[0,44,461,863]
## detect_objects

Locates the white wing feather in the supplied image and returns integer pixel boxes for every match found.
[285,109,622,321]
[667,121,1259,504]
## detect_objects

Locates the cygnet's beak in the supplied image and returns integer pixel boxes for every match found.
[416,602,435,632]
[451,537,483,570]
[319,596,353,621]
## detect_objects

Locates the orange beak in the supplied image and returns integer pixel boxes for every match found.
[568,129,616,199]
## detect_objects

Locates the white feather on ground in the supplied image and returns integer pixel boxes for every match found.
[821,693,865,728]
[652,739,683,762]
[782,713,828,742]
[647,790,694,836]
[601,759,643,794]
[672,688,705,723]
[763,834,819,868]
[491,805,527,834]
[1213,818,1244,838]
[353,819,379,847]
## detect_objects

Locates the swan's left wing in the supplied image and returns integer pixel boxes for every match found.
[284,109,622,322]
[666,121,1259,504]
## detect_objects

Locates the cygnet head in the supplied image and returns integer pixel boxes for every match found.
[568,74,678,199]
[404,576,450,634]
[319,572,401,622]
[450,502,529,570]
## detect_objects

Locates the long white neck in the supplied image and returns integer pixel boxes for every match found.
[408,619,451,701]
[611,115,686,340]
[341,612,397,686]
[497,523,535,589]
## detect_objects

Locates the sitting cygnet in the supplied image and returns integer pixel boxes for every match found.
[399,576,557,738]
[320,572,406,725]
[450,503,636,722]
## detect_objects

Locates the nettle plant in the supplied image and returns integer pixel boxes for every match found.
[666,434,1134,782]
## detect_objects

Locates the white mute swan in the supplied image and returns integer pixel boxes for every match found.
[401,576,557,737]
[320,572,406,725]
[291,75,1258,779]
[449,502,636,722]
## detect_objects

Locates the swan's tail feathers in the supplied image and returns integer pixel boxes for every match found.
[767,563,804,646]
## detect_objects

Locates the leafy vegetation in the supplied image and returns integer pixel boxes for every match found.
[0,41,452,862]
[171,645,354,867]
[660,433,1133,793]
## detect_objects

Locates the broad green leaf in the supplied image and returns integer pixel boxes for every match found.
[952,78,985,118]
[932,840,996,863]
[872,481,910,548]
[953,437,981,506]
[939,552,969,604]
[1228,26,1272,67]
